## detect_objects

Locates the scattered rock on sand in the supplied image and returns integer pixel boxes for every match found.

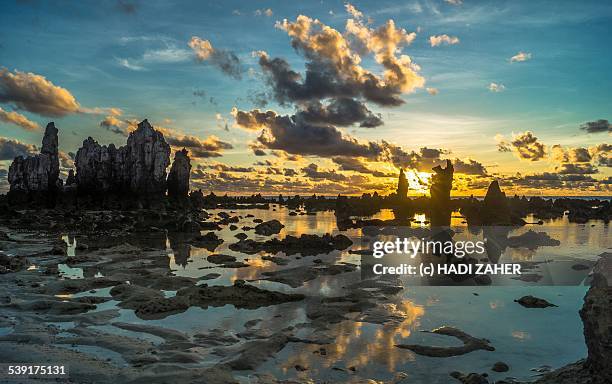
[207,254,237,264]
[450,371,489,384]
[514,295,557,308]
[396,326,494,357]
[254,219,284,236]
[235,232,248,240]
[491,361,509,372]
[230,233,353,256]
[507,230,561,250]
[192,232,223,251]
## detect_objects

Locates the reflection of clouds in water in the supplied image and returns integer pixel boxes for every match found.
[282,299,424,373]
[512,330,531,340]
[505,247,537,261]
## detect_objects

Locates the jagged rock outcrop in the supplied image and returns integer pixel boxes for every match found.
[579,254,612,382]
[167,148,191,201]
[8,122,60,197]
[534,253,611,384]
[74,119,171,199]
[430,160,454,226]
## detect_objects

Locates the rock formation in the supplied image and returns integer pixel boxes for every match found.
[7,122,60,202]
[397,168,408,200]
[579,254,612,383]
[532,253,611,384]
[430,160,454,226]
[482,180,512,225]
[74,119,171,200]
[167,148,191,201]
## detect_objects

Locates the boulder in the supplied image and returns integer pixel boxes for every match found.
[254,219,285,236]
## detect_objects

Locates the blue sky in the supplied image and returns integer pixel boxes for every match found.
[0,0,610,195]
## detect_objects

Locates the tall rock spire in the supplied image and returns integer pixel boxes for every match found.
[167,148,192,201]
[8,122,60,193]
[397,168,408,199]
[430,159,454,226]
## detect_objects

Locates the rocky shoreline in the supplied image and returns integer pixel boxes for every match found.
[0,121,610,383]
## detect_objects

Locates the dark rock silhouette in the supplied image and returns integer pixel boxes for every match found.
[460,181,526,226]
[482,180,511,225]
[167,148,191,201]
[75,119,170,200]
[397,168,408,200]
[7,122,60,201]
[430,160,453,226]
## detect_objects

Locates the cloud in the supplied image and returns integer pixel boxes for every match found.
[301,163,348,182]
[248,142,268,156]
[58,150,74,169]
[116,58,145,71]
[345,3,364,19]
[429,34,460,47]
[0,68,80,117]
[233,108,388,159]
[589,144,611,167]
[254,8,273,17]
[165,134,233,158]
[0,107,40,131]
[299,98,383,128]
[556,163,598,175]
[0,136,37,160]
[497,131,546,161]
[201,163,255,173]
[426,87,439,95]
[188,37,242,79]
[510,51,532,63]
[552,143,610,168]
[444,0,463,5]
[488,82,505,92]
[332,156,394,177]
[266,13,423,107]
[580,119,610,134]
[453,158,488,175]
[271,150,302,162]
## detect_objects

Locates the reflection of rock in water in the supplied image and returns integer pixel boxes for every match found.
[482,226,512,263]
[430,160,453,226]
[167,232,192,267]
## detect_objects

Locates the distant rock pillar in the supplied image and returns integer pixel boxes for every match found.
[167,148,191,202]
[7,122,60,205]
[397,168,408,200]
[430,160,454,226]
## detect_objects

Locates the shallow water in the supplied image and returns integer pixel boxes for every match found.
[43,206,611,382]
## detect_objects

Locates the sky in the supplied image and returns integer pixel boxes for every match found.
[0,0,610,196]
